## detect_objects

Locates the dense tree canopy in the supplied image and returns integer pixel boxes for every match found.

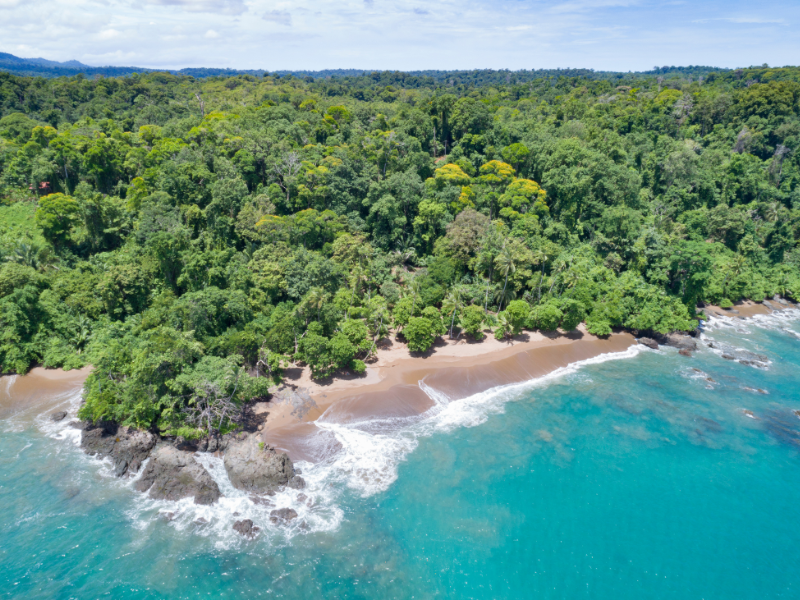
[1,65,799,436]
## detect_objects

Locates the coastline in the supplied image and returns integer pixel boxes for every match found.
[0,366,91,421]
[262,326,637,461]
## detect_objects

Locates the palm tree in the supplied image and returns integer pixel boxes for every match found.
[304,287,327,322]
[547,257,569,295]
[532,248,549,302]
[394,235,416,271]
[409,275,423,314]
[495,245,516,311]
[559,269,579,297]
[443,286,464,339]
[8,242,42,270]
[493,285,517,311]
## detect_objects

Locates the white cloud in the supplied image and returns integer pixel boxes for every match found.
[262,9,291,25]
[98,28,121,40]
[692,17,786,24]
[143,0,246,16]
[0,0,797,72]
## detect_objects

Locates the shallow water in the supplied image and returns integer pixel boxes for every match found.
[2,311,800,598]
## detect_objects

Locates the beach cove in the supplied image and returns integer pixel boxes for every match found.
[2,306,800,598]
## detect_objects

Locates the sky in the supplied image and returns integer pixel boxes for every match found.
[0,0,797,72]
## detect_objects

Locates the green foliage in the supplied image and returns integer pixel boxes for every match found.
[404,316,438,352]
[0,66,796,435]
[460,304,485,340]
[529,301,563,332]
[559,299,587,331]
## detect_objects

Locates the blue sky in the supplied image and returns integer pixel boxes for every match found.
[0,0,796,71]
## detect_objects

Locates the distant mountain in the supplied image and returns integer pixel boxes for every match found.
[0,51,728,82]
[0,52,151,78]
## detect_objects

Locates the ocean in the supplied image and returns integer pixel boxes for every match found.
[2,310,799,599]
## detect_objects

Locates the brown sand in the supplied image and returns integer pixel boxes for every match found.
[262,327,635,460]
[704,299,795,319]
[0,366,91,421]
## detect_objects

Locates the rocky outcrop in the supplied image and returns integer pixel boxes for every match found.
[233,519,260,538]
[269,507,298,525]
[51,411,68,422]
[637,337,659,350]
[81,422,157,477]
[223,435,294,493]
[135,445,221,505]
[663,332,698,352]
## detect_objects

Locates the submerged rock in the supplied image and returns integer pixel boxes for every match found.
[223,436,294,493]
[233,519,260,538]
[50,411,68,422]
[249,495,274,507]
[678,348,693,357]
[81,422,157,477]
[135,445,221,505]
[269,507,298,524]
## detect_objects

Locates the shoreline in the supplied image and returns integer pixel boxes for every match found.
[261,326,637,461]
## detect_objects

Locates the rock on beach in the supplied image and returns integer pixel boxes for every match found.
[135,445,221,505]
[80,421,157,477]
[223,435,295,493]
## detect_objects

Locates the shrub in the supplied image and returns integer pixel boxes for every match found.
[559,299,586,331]
[504,300,530,335]
[404,317,438,352]
[529,302,562,331]
[460,304,485,340]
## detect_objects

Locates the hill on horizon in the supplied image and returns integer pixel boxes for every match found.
[0,51,730,82]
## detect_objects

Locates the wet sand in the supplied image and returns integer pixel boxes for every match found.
[0,367,91,422]
[705,299,797,319]
[263,328,636,461]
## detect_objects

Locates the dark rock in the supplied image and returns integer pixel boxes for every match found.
[51,411,68,422]
[159,511,177,522]
[250,495,274,507]
[664,333,698,351]
[637,337,659,350]
[287,475,306,490]
[743,387,768,395]
[113,459,128,477]
[194,517,209,526]
[297,493,307,503]
[174,436,196,451]
[207,436,219,453]
[722,354,735,361]
[196,437,209,452]
[233,519,259,538]
[764,409,800,450]
[294,468,302,475]
[678,348,693,357]
[742,409,757,419]
[81,422,157,477]
[135,445,221,505]
[269,508,298,524]
[223,436,294,494]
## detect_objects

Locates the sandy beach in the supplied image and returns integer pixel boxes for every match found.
[261,326,637,461]
[0,366,91,421]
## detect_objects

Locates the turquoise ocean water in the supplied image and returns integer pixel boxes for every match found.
[2,310,800,599]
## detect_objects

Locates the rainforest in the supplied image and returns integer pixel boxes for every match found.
[0,66,798,438]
